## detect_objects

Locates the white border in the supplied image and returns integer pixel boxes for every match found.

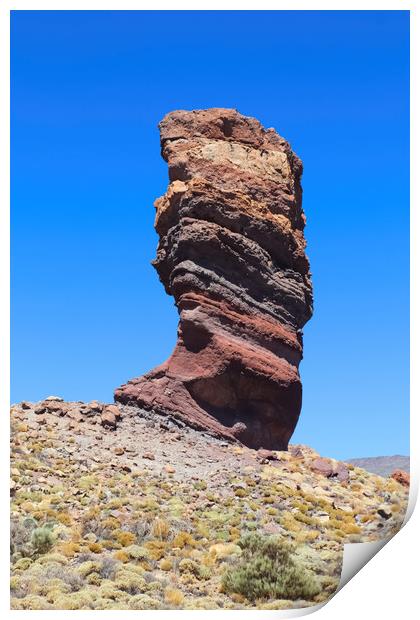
[2,2,417,619]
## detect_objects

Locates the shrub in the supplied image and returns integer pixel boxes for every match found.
[60,542,80,557]
[116,531,136,547]
[196,521,210,538]
[113,550,129,562]
[293,512,316,526]
[11,594,48,610]
[10,575,32,599]
[43,564,84,592]
[126,544,149,561]
[145,578,163,592]
[36,552,67,565]
[222,533,320,602]
[296,530,320,543]
[121,563,146,577]
[128,518,152,542]
[102,517,120,531]
[86,571,102,586]
[151,518,170,540]
[48,590,95,610]
[31,527,55,555]
[361,514,374,523]
[102,539,118,550]
[128,594,161,610]
[144,540,166,560]
[229,527,240,541]
[100,556,119,580]
[159,558,173,571]
[209,543,241,561]
[77,560,101,577]
[164,586,184,607]
[199,565,212,580]
[281,513,300,533]
[114,572,146,595]
[262,496,275,504]
[179,558,200,576]
[10,517,37,557]
[341,523,361,535]
[172,531,194,549]
[57,513,73,526]
[81,514,111,540]
[13,557,33,571]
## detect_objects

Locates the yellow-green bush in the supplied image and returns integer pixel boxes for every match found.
[11,595,48,610]
[159,557,173,571]
[78,560,101,577]
[86,572,102,586]
[125,544,149,561]
[151,518,170,540]
[113,550,129,562]
[114,572,146,595]
[128,594,162,610]
[144,539,166,560]
[164,586,184,607]
[179,557,201,576]
[172,531,194,549]
[115,531,136,547]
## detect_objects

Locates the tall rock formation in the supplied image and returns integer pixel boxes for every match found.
[115,108,313,449]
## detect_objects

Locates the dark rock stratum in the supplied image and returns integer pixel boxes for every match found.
[115,108,313,449]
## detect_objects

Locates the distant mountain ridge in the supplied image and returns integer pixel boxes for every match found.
[346,455,409,477]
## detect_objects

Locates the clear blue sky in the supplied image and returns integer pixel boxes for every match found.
[11,10,409,460]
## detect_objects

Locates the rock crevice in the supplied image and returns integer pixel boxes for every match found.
[115,108,313,449]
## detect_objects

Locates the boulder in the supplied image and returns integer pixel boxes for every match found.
[142,451,155,461]
[310,458,334,477]
[101,410,116,429]
[391,469,410,487]
[115,108,313,450]
[105,404,121,420]
[310,457,349,482]
[257,448,278,462]
[45,401,66,414]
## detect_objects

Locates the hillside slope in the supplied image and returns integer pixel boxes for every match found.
[10,398,409,610]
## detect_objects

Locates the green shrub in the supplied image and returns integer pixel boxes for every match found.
[179,558,200,576]
[199,565,212,580]
[30,526,55,555]
[222,533,320,602]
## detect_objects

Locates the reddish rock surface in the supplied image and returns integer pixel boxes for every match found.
[391,469,410,487]
[115,108,313,449]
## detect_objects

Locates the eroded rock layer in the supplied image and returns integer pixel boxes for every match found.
[115,108,313,449]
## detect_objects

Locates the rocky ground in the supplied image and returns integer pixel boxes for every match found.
[10,398,409,610]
